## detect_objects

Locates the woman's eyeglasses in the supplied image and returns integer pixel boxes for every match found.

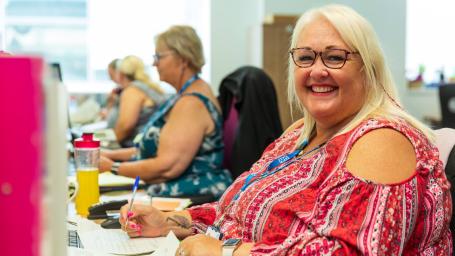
[289,48,358,69]
[153,51,174,64]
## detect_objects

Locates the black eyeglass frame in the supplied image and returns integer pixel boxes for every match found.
[153,50,174,64]
[289,48,359,69]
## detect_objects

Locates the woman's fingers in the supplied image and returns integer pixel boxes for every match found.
[121,219,141,233]
[120,202,146,223]
[126,227,142,238]
[119,204,133,224]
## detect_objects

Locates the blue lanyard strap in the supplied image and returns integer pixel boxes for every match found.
[178,74,199,94]
[153,74,199,119]
[233,138,327,200]
[135,74,200,149]
[214,138,326,228]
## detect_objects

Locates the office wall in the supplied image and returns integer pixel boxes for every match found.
[210,0,263,91]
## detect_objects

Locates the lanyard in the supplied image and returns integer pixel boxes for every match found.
[178,74,199,94]
[212,138,326,228]
[233,139,318,200]
[134,74,199,149]
[149,74,199,120]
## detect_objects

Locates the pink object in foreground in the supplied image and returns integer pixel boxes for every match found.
[0,56,44,256]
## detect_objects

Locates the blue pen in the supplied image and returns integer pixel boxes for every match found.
[125,176,140,228]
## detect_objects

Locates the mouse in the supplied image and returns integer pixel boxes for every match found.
[101,217,121,229]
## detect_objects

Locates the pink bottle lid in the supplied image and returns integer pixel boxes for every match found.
[74,133,100,148]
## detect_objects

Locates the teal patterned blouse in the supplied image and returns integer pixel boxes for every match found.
[134,92,232,198]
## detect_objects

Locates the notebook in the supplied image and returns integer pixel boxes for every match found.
[67,216,169,255]
[68,172,147,193]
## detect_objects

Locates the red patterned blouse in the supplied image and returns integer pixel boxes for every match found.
[188,118,452,255]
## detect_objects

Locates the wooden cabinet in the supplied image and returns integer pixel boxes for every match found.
[263,15,303,130]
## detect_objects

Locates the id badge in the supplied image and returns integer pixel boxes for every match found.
[205,225,223,240]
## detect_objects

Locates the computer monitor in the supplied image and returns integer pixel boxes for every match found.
[50,62,63,82]
[0,56,68,255]
[439,84,455,129]
[48,62,78,144]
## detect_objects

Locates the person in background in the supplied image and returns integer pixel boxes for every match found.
[100,58,122,123]
[100,25,232,199]
[110,55,167,147]
[108,58,121,84]
[117,5,452,255]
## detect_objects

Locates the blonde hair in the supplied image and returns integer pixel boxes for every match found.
[108,58,120,70]
[155,25,205,72]
[287,4,434,146]
[119,55,163,94]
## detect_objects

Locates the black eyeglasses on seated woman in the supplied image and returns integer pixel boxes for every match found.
[289,47,358,69]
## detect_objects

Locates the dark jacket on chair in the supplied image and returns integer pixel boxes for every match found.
[218,66,283,179]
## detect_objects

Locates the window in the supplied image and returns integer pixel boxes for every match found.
[406,0,455,86]
[3,0,210,93]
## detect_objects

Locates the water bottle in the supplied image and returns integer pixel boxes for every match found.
[73,133,100,216]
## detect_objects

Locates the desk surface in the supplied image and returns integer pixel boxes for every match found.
[67,189,184,256]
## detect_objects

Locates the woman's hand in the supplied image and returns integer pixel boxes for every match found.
[176,234,222,256]
[99,155,114,173]
[100,149,114,158]
[119,203,168,238]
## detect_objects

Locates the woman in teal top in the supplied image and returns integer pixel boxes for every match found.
[99,25,232,199]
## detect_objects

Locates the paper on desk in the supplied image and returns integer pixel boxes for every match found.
[99,172,146,187]
[152,231,180,256]
[67,247,111,256]
[67,172,145,188]
[92,128,116,140]
[151,197,192,211]
[100,190,150,204]
[68,216,161,255]
[79,228,165,255]
[68,215,100,232]
[80,121,108,133]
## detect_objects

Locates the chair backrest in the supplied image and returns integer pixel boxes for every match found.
[218,66,283,179]
[222,98,239,172]
[439,84,455,129]
[435,128,455,245]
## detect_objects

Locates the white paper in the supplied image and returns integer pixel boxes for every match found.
[98,172,146,187]
[68,215,100,232]
[100,191,150,204]
[152,231,180,256]
[79,229,165,255]
[68,216,165,255]
[67,247,111,256]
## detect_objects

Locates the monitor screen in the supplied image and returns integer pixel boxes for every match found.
[49,62,63,82]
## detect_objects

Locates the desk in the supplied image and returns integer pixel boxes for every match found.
[67,189,188,255]
[67,189,147,218]
[67,189,157,255]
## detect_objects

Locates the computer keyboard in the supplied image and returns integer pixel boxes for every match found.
[67,229,84,248]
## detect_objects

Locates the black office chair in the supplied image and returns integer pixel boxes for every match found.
[446,146,455,238]
[439,84,455,129]
[218,66,283,180]
[435,128,455,251]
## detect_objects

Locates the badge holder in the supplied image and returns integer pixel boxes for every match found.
[206,225,223,240]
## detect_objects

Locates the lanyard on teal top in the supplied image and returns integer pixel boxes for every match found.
[151,74,199,120]
[134,74,200,150]
[178,74,199,94]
